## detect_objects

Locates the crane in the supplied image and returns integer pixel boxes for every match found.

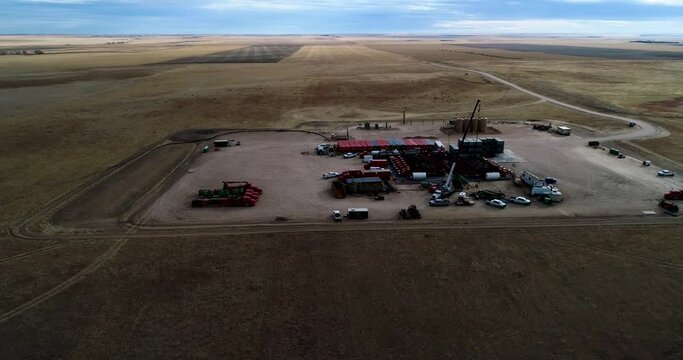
[457,99,481,162]
[445,99,481,194]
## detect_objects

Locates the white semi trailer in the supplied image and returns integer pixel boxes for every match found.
[521,170,546,187]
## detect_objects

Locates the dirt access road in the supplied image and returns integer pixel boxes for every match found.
[429,62,667,142]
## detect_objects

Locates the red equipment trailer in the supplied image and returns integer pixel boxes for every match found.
[664,190,683,201]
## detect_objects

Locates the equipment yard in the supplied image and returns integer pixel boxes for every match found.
[131,122,682,225]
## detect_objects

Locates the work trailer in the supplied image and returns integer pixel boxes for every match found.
[347,208,369,219]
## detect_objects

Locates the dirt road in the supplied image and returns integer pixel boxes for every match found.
[429,61,668,142]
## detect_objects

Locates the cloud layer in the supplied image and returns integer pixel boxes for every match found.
[2,0,683,35]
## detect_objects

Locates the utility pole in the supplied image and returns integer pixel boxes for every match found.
[402,108,406,125]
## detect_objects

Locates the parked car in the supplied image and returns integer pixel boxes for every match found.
[486,199,506,209]
[429,198,450,207]
[658,169,675,177]
[509,196,532,205]
[343,152,357,159]
[332,210,342,222]
[322,171,340,179]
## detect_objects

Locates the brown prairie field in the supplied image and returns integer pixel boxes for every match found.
[1,35,683,358]
[3,226,683,359]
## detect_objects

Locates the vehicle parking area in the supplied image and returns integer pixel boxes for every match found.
[140,123,683,224]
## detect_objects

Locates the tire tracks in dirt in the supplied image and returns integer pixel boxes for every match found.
[0,237,127,325]
[0,241,84,265]
[0,176,188,325]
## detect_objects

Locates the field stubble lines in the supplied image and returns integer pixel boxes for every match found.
[547,236,683,270]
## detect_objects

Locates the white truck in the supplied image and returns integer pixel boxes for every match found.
[531,186,563,202]
[316,144,335,155]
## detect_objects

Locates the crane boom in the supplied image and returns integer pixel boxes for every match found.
[456,99,481,163]
[437,100,481,197]
[443,162,456,192]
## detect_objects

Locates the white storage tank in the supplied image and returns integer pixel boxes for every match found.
[454,119,465,133]
[469,118,479,133]
[485,172,501,181]
[412,172,427,181]
[478,117,488,133]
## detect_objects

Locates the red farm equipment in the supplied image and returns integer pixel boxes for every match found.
[191,181,263,207]
[664,190,683,201]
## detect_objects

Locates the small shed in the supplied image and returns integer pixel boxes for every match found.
[556,126,571,136]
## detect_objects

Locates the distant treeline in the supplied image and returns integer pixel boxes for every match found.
[630,40,680,44]
[0,50,45,56]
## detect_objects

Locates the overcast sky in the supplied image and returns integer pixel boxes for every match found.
[2,0,683,35]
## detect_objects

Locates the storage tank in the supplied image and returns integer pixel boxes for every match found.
[485,172,501,181]
[478,117,488,133]
[412,172,427,181]
[468,118,479,133]
[454,119,465,133]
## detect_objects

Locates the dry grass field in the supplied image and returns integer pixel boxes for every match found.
[1,35,683,358]
[2,225,683,359]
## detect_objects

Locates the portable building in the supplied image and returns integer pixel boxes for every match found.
[214,140,229,147]
[347,208,369,219]
[556,126,571,136]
